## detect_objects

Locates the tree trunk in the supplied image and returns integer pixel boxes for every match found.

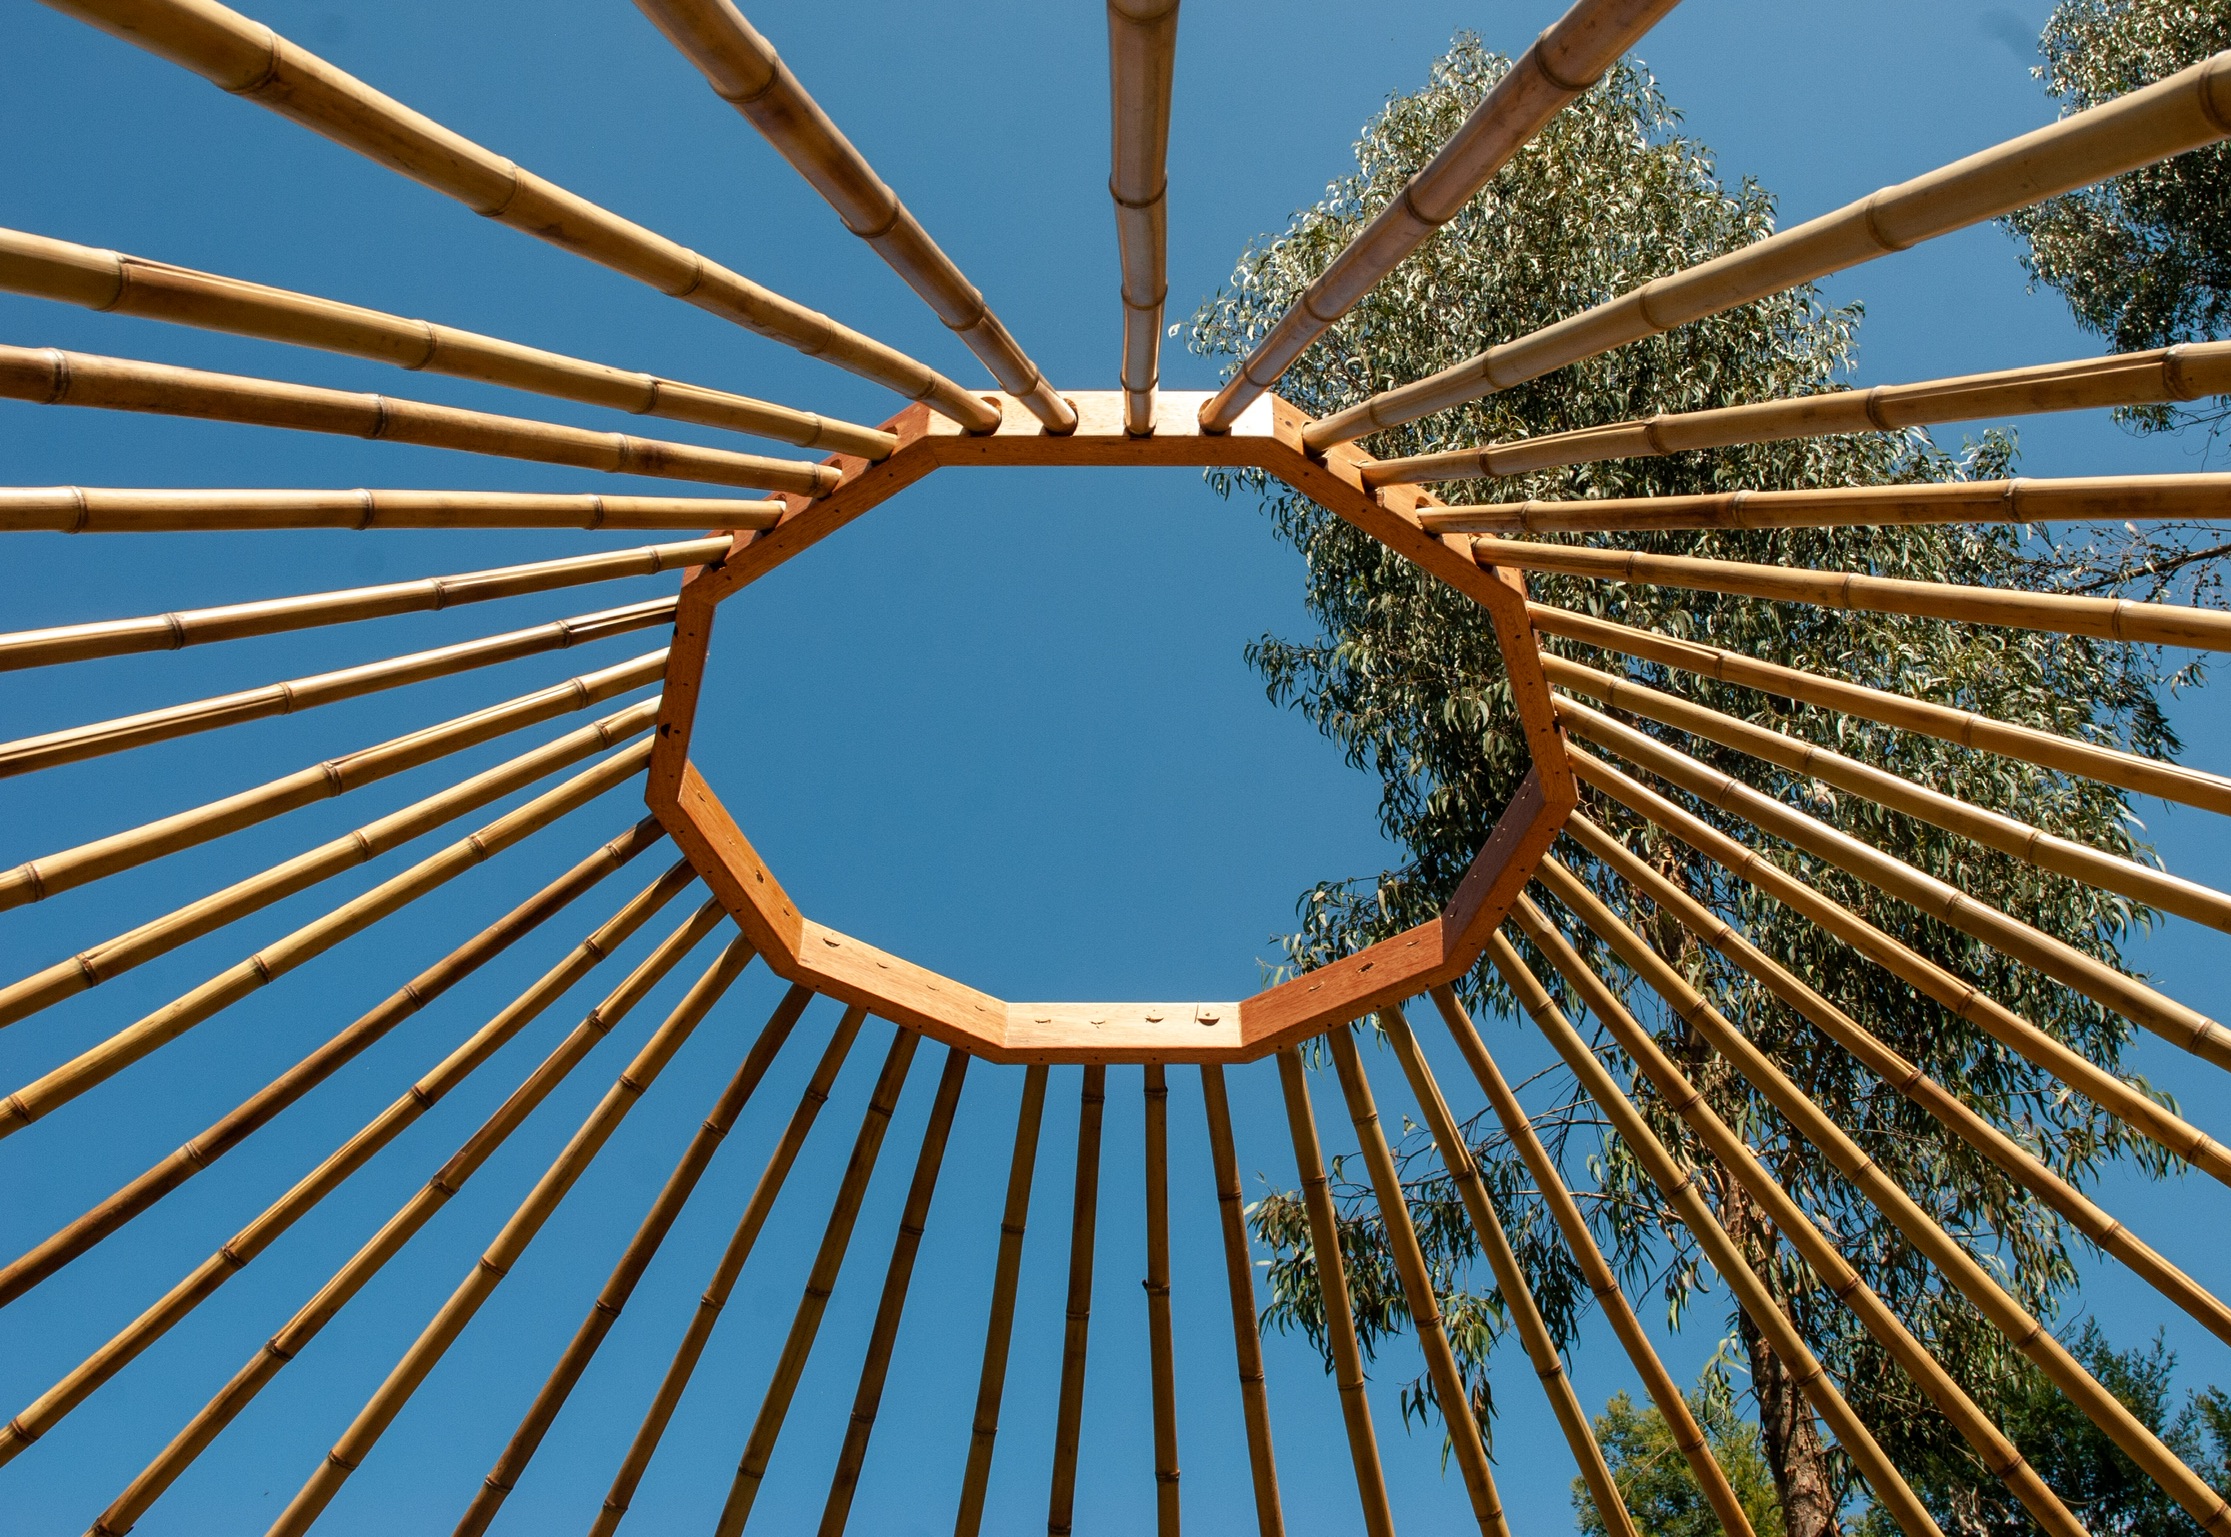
[1719,1177,1843,1537]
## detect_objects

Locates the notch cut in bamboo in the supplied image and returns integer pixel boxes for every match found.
[1141,1061,1182,1536]
[1047,1063,1109,1537]
[0,485,786,533]
[1109,0,1180,435]
[1198,1064,1285,1537]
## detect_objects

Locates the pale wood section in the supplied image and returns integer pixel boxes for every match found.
[1310,47,2231,446]
[791,921,1005,1050]
[1198,1064,1285,1537]
[1109,0,1180,434]
[1142,1063,1182,1536]
[1048,1065,1108,1537]
[0,485,784,533]
[1005,1002,1240,1063]
[659,762,806,963]
[649,573,720,807]
[922,389,1280,467]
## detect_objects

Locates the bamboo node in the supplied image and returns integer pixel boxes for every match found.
[1530,28,1601,93]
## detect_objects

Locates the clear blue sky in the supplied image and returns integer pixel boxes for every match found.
[1,1,2225,1533]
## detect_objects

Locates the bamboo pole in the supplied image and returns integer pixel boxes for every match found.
[954,1064,1050,1537]
[634,1,1074,434]
[1427,985,1758,1537]
[1569,742,2231,1189]
[1375,1006,1637,1537]
[1142,1062,1183,1536]
[1557,698,2231,1071]
[42,0,1005,430]
[1458,536,2231,652]
[714,1025,922,1537]
[453,983,817,1537]
[0,485,787,533]
[87,895,729,1537]
[1325,1026,1511,1537]
[1564,812,2231,1348]
[1529,602,2231,817]
[817,1046,972,1537]
[0,603,669,780]
[0,735,653,1129]
[1109,0,1180,435]
[1417,471,2231,535]
[1198,1064,1285,1537]
[0,226,897,458]
[1544,655,2231,930]
[1274,1046,1395,1537]
[1199,0,1681,432]
[1483,926,1945,1537]
[0,534,726,672]
[0,703,657,1034]
[1365,340,2231,485]
[1047,1064,1108,1537]
[1307,48,2231,446]
[589,1003,868,1537]
[0,343,835,494]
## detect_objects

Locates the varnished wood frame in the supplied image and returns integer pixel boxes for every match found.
[645,390,1577,1063]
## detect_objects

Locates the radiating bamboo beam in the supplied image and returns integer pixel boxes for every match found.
[1458,536,2231,652]
[0,534,725,672]
[453,983,814,1537]
[1273,1046,1395,1537]
[0,226,897,458]
[0,603,668,780]
[42,0,1004,430]
[1484,927,1946,1537]
[1530,602,2231,817]
[1376,1005,1638,1537]
[714,1025,921,1537]
[634,1,1074,434]
[0,704,657,1034]
[1141,1062,1183,1536]
[954,1063,1050,1537]
[1308,49,2231,446]
[1198,0,1682,432]
[817,1046,971,1537]
[591,1004,869,1537]
[1326,1026,1511,1537]
[1109,0,1180,435]
[1545,655,2231,930]
[1365,340,2231,486]
[1558,699,2231,1071]
[1566,812,2231,1348]
[88,895,727,1537]
[1198,1064,1285,1537]
[1427,985,1758,1537]
[1046,1064,1108,1537]
[0,485,786,533]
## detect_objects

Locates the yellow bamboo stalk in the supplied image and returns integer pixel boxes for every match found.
[1109,0,1180,434]
[589,1004,868,1537]
[0,534,726,672]
[1047,1064,1109,1537]
[1141,1062,1183,1536]
[817,1046,972,1537]
[953,1063,1051,1537]
[1325,1025,1511,1537]
[1199,0,1682,431]
[714,1025,922,1537]
[1274,1046,1395,1537]
[1198,1064,1285,1537]
[42,0,1004,430]
[88,894,728,1537]
[1529,602,2231,817]
[0,226,897,458]
[0,484,787,532]
[1365,340,2231,485]
[1427,985,1758,1537]
[1308,48,2231,445]
[1375,1005,1639,1537]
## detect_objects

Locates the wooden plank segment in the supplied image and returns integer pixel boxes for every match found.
[657,763,804,965]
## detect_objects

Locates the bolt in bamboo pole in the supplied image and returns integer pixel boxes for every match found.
[1364,340,2231,486]
[954,1063,1050,1537]
[1199,0,1682,431]
[590,1003,868,1537]
[453,983,816,1537]
[1529,602,2231,817]
[1325,1025,1511,1537]
[1427,984,1758,1537]
[0,534,726,672]
[817,1046,971,1537]
[0,226,897,458]
[88,895,728,1537]
[714,1025,922,1537]
[41,0,1005,430]
[1375,1005,1638,1537]
[1047,1063,1108,1537]
[1141,1062,1183,1536]
[1197,1064,1285,1537]
[633,0,1074,434]
[1109,0,1180,435]
[1308,48,2231,446]
[0,485,788,533]
[1273,1046,1395,1537]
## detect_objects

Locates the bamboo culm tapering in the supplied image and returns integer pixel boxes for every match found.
[0,484,787,533]
[1141,1062,1183,1537]
[1198,1064,1285,1537]
[1047,1064,1109,1537]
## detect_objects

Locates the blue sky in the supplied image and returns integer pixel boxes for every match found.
[1,0,2226,1533]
